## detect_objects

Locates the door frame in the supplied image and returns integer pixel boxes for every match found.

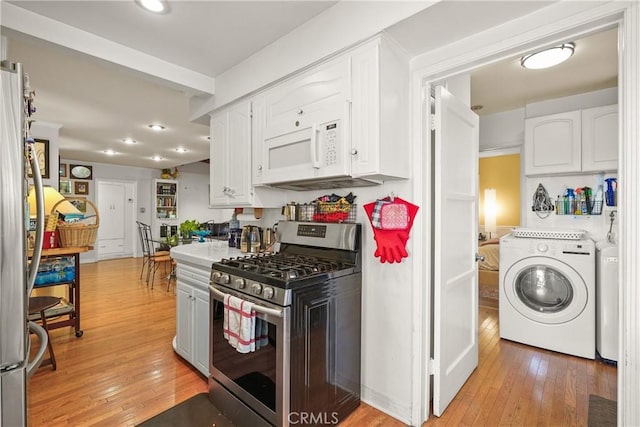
[95,179,138,260]
[410,2,638,425]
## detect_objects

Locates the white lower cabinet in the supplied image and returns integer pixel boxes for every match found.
[175,265,211,376]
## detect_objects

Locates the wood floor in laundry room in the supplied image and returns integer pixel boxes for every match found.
[27,258,616,426]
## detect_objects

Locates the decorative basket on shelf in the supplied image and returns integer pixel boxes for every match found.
[313,201,357,223]
[51,197,100,248]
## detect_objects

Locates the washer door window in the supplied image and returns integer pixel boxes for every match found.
[516,266,573,313]
[503,257,588,324]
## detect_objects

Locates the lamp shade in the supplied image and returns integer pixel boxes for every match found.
[484,188,497,233]
[28,186,82,216]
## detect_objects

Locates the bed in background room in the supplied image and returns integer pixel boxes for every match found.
[478,238,500,308]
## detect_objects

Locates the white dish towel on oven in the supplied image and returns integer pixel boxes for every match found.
[223,294,256,353]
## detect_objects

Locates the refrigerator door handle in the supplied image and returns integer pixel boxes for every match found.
[26,138,45,296]
[25,321,48,378]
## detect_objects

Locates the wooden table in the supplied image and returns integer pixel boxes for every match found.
[29,246,91,338]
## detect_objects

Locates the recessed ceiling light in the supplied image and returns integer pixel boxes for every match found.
[148,124,165,131]
[103,149,117,155]
[136,0,167,14]
[151,155,164,161]
[521,43,575,70]
[203,135,210,141]
[175,147,187,153]
[122,138,137,144]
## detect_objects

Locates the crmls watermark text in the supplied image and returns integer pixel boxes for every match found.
[288,411,339,425]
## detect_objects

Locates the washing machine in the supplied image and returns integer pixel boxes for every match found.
[499,228,595,359]
[596,240,618,362]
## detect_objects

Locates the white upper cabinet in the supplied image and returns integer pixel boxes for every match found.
[350,37,409,180]
[210,100,285,207]
[252,56,351,185]
[524,110,582,175]
[524,105,618,176]
[581,104,618,172]
[252,35,409,188]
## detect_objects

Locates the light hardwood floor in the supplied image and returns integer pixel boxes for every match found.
[28,258,616,426]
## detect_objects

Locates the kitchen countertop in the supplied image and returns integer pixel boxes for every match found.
[170,240,242,269]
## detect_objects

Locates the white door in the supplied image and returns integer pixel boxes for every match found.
[432,85,480,416]
[97,181,126,258]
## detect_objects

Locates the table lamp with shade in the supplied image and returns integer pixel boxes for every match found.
[27,186,82,217]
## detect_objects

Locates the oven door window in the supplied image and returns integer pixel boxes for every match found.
[212,303,277,411]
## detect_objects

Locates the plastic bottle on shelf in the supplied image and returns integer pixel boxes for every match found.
[573,188,584,215]
[556,196,563,215]
[567,189,575,216]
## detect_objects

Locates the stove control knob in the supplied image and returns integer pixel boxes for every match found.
[252,283,263,295]
[220,274,231,285]
[212,272,221,283]
[263,287,274,299]
[234,278,246,289]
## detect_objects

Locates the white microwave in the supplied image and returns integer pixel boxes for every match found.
[258,115,350,186]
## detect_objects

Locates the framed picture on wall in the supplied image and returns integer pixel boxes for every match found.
[59,163,68,178]
[74,181,89,195]
[59,180,71,195]
[27,139,50,179]
[70,164,93,180]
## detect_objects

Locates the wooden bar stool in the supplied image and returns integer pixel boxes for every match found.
[29,296,61,370]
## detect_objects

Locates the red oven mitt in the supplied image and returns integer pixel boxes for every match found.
[363,197,419,264]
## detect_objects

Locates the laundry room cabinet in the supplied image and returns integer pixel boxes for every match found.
[524,105,618,176]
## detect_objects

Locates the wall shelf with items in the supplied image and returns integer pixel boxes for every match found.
[155,179,178,220]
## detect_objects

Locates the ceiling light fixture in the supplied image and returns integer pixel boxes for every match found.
[521,42,575,70]
[148,124,165,131]
[137,0,166,14]
[151,155,164,161]
[103,149,117,155]
[175,147,187,153]
[122,138,137,144]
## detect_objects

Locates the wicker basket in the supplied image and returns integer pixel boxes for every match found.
[52,197,100,248]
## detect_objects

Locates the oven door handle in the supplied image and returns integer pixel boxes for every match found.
[209,285,285,318]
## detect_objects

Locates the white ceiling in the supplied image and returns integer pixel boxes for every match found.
[1,1,618,170]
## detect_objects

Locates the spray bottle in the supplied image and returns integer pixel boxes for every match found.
[567,188,575,216]
[605,178,617,206]
[575,188,583,215]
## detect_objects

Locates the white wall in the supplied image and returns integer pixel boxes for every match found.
[30,121,62,189]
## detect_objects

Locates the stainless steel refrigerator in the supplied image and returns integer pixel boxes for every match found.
[1,60,49,426]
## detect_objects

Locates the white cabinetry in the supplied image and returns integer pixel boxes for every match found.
[210,101,252,206]
[209,100,284,207]
[581,104,618,172]
[175,263,211,376]
[524,110,581,175]
[96,181,126,259]
[251,35,409,187]
[350,37,409,180]
[252,56,351,185]
[524,105,618,175]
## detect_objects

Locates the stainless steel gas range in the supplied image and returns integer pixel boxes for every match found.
[208,221,362,427]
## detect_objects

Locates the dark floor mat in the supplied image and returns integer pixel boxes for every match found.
[588,394,617,427]
[137,393,235,427]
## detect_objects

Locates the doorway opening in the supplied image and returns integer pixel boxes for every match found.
[420,11,629,424]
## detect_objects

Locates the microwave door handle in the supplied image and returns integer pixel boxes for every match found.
[209,285,284,318]
[310,124,320,169]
